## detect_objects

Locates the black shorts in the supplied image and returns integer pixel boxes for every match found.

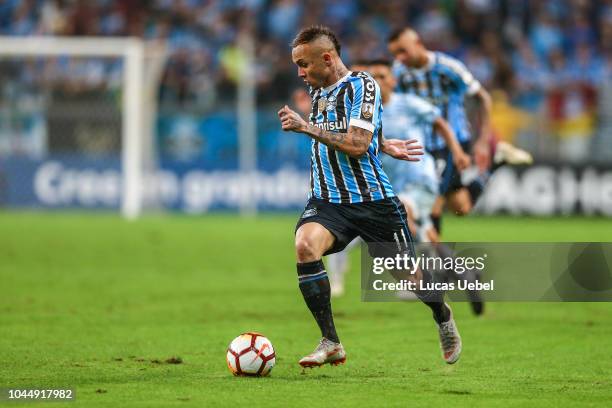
[432,141,472,195]
[295,196,415,257]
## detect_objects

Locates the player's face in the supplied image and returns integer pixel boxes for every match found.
[292,44,330,89]
[369,65,395,95]
[388,31,423,67]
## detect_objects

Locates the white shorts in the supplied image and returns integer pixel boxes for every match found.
[398,184,436,241]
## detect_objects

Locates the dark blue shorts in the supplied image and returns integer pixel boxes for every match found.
[295,196,415,257]
[432,141,472,195]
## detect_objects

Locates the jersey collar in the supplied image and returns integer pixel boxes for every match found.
[322,71,351,93]
[425,51,435,69]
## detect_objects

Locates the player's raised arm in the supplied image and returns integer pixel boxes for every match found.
[472,87,493,171]
[433,117,471,171]
[440,53,491,171]
[278,105,372,158]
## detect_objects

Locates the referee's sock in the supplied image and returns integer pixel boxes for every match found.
[297,260,340,343]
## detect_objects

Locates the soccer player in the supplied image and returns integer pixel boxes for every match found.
[387,28,532,233]
[326,60,484,316]
[278,26,462,367]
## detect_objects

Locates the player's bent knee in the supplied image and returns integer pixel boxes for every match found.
[454,203,472,216]
[295,237,322,262]
[295,223,335,262]
[448,189,472,216]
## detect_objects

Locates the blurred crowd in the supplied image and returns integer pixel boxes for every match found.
[1,0,612,161]
[2,0,610,103]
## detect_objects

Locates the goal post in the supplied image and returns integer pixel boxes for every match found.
[0,36,167,219]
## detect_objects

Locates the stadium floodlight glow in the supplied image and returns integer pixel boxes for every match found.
[0,36,167,219]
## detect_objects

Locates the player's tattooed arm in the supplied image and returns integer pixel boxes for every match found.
[305,123,372,158]
[278,105,372,158]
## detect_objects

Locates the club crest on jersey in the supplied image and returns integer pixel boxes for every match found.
[362,103,374,119]
[318,97,327,113]
[325,95,337,111]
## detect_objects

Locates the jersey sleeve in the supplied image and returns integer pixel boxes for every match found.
[348,75,381,133]
[440,54,482,96]
[405,95,441,125]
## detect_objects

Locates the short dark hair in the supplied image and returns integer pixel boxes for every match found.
[387,27,410,43]
[367,58,392,68]
[291,25,341,54]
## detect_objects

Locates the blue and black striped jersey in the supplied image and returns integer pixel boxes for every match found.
[307,71,395,203]
[393,51,481,152]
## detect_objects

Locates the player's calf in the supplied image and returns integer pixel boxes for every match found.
[297,260,339,344]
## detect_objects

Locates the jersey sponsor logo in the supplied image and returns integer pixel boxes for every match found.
[301,208,317,218]
[362,103,374,119]
[311,117,347,131]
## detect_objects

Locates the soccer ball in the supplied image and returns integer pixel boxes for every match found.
[226,332,276,376]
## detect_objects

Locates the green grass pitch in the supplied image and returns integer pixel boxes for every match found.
[1,212,611,407]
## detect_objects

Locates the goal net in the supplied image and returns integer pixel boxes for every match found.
[0,36,167,219]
